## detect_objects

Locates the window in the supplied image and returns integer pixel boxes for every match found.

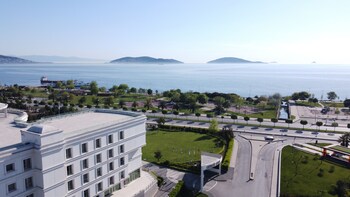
[119,145,124,154]
[23,158,32,170]
[82,159,89,169]
[108,134,113,144]
[97,182,103,192]
[66,148,72,159]
[83,173,89,183]
[95,138,101,148]
[81,143,88,153]
[96,154,102,163]
[25,177,33,190]
[83,189,90,197]
[109,162,114,171]
[108,149,114,158]
[8,183,16,193]
[96,167,102,177]
[119,131,124,140]
[120,171,125,179]
[119,157,125,166]
[109,176,115,185]
[67,165,73,176]
[68,180,74,191]
[6,163,15,173]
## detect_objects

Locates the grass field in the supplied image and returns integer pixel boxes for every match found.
[230,109,277,119]
[296,101,322,107]
[142,130,224,164]
[330,145,350,154]
[307,143,332,148]
[281,146,350,197]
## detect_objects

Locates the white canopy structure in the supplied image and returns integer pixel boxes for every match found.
[0,103,8,118]
[200,152,223,191]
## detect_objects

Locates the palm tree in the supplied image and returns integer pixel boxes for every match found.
[338,133,350,147]
[144,98,152,110]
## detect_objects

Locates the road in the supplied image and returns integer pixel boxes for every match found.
[204,134,337,197]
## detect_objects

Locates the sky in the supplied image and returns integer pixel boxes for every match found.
[1,0,350,64]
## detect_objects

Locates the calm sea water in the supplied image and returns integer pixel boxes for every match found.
[0,63,349,99]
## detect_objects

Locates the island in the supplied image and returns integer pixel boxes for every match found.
[0,55,36,64]
[207,57,264,64]
[110,56,183,64]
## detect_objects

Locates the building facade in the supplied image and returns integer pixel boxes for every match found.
[0,109,146,197]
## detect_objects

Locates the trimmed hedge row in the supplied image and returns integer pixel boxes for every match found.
[169,181,185,197]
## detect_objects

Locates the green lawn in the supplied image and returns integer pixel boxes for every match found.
[281,146,350,197]
[330,145,350,154]
[307,143,332,148]
[142,130,224,164]
[230,109,277,119]
[296,101,322,107]
[321,102,344,108]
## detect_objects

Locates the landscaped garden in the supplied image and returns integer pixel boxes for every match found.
[142,130,225,172]
[281,146,350,197]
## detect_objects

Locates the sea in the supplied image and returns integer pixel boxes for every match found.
[0,63,350,99]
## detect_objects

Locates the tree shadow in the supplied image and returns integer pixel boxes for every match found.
[194,135,214,141]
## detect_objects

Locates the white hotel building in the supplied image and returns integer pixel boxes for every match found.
[0,106,153,197]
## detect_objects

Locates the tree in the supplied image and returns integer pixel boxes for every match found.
[214,96,226,114]
[99,87,106,92]
[244,116,250,125]
[78,96,87,105]
[338,133,350,147]
[118,84,129,94]
[208,119,219,133]
[300,120,308,129]
[173,110,179,118]
[129,87,137,93]
[154,150,162,162]
[207,113,213,120]
[104,96,114,106]
[66,80,75,89]
[132,101,138,108]
[144,98,152,110]
[331,122,338,132]
[90,81,99,95]
[156,117,165,126]
[231,114,238,123]
[257,117,263,126]
[56,81,64,89]
[119,100,126,108]
[162,110,167,117]
[271,118,278,127]
[147,89,153,95]
[285,119,293,128]
[327,91,337,101]
[92,96,100,106]
[344,99,350,108]
[316,121,323,131]
[195,112,201,120]
[197,94,208,104]
[158,101,166,110]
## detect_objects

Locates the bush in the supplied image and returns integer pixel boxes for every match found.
[131,108,137,112]
[87,104,92,108]
[123,107,128,111]
[152,109,157,113]
[157,176,164,187]
[329,165,335,173]
[169,181,185,197]
[79,104,84,108]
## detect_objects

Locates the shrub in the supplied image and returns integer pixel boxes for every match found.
[169,181,185,197]
[87,104,92,108]
[123,107,128,111]
[328,165,335,173]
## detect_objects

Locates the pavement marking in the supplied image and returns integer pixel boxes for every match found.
[204,180,217,192]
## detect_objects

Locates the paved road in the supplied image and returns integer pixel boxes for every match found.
[204,134,337,197]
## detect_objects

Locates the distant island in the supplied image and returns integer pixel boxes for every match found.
[20,55,106,63]
[0,55,36,64]
[110,56,183,64]
[207,57,264,64]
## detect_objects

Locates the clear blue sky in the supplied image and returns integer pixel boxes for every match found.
[1,0,350,63]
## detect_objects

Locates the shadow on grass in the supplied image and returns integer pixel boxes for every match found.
[194,135,214,141]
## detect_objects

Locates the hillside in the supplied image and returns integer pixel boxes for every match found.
[207,57,264,64]
[20,55,105,63]
[110,56,183,64]
[0,55,35,64]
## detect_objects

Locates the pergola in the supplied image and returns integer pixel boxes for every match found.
[200,152,222,191]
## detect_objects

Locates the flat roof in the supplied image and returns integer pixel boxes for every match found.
[0,110,140,149]
[37,110,134,136]
[0,113,22,148]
